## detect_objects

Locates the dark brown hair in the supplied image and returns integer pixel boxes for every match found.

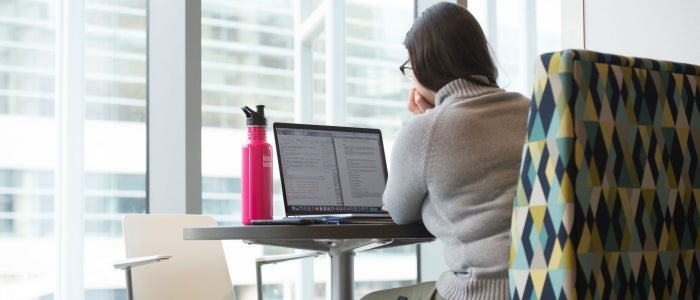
[404,2,498,91]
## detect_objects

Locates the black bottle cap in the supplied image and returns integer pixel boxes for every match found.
[242,105,267,126]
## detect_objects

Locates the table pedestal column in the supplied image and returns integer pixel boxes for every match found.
[329,249,354,300]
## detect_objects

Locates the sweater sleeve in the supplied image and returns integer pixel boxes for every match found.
[383,115,434,224]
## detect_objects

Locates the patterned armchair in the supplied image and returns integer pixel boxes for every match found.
[510,49,700,299]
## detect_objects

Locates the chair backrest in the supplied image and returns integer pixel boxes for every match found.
[123,214,235,300]
[510,49,700,299]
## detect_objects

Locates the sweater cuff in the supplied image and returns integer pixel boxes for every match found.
[436,272,509,299]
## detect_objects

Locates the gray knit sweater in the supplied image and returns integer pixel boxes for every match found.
[383,78,530,299]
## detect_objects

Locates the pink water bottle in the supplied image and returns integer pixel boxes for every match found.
[241,105,273,225]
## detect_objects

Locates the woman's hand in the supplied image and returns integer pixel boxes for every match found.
[407,87,435,115]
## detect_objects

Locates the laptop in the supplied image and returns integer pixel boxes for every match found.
[253,122,393,225]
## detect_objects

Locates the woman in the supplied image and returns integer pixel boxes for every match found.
[362,2,530,299]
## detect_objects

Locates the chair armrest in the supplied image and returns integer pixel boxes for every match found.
[255,251,324,266]
[255,251,324,300]
[114,255,171,300]
[113,255,172,270]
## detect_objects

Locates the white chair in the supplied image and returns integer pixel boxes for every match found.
[114,214,235,300]
[113,214,323,300]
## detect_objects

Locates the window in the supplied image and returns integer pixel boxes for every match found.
[83,0,147,298]
[200,0,416,298]
[0,0,58,298]
[0,0,147,298]
[469,0,562,95]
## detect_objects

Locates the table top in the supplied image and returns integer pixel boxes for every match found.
[184,223,436,252]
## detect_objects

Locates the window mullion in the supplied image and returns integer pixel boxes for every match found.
[325,0,346,125]
[562,0,585,49]
[525,0,537,93]
[56,0,86,299]
[147,0,202,214]
[294,0,315,123]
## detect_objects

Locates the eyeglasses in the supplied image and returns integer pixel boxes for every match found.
[399,60,414,80]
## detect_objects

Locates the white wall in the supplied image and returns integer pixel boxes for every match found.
[566,0,700,65]
[561,1,585,49]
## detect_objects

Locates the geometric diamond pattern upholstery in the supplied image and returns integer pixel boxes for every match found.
[510,49,700,299]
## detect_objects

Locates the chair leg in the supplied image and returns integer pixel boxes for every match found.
[125,267,134,300]
[256,261,264,300]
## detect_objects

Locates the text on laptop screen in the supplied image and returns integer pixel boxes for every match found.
[274,123,387,215]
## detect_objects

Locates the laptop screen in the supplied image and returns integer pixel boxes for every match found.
[273,122,388,217]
